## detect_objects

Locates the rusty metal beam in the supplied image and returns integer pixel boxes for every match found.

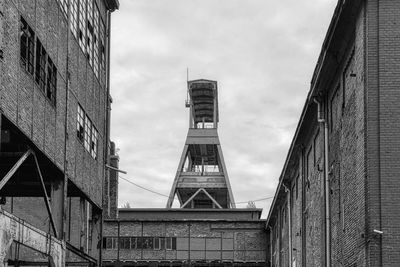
[32,152,59,239]
[0,149,32,191]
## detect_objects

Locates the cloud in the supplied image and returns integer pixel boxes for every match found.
[109,0,337,217]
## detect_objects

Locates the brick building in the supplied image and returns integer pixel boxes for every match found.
[266,0,400,266]
[0,0,118,266]
[103,209,267,266]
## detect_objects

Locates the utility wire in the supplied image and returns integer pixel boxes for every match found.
[119,175,274,204]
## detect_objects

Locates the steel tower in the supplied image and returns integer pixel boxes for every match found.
[166,79,236,209]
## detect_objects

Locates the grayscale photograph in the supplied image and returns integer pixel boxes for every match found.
[0,0,397,266]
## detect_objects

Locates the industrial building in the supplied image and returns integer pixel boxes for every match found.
[103,80,267,266]
[0,0,118,266]
[266,0,400,266]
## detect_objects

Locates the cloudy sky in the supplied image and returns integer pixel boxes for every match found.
[109,0,337,217]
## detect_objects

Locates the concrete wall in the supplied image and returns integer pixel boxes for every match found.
[103,220,267,265]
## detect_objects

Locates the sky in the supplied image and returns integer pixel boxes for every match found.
[109,0,338,217]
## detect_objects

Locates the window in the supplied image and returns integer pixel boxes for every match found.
[57,0,68,18]
[84,115,92,152]
[33,38,57,105]
[20,17,35,75]
[86,0,94,66]
[77,105,85,141]
[142,237,153,249]
[91,126,98,159]
[78,0,87,52]
[46,58,57,104]
[165,237,176,250]
[154,237,160,250]
[103,237,118,249]
[130,237,137,249]
[119,237,131,249]
[35,39,47,91]
[78,105,98,159]
[93,6,100,77]
[70,0,79,38]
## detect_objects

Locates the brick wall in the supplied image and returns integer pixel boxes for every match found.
[0,0,108,207]
[103,220,267,264]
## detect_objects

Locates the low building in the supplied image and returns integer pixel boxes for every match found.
[103,209,266,266]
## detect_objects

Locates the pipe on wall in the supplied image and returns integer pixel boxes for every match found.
[313,97,331,267]
[282,183,292,267]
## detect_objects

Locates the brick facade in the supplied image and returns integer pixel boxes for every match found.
[0,0,118,264]
[103,210,267,266]
[266,0,400,266]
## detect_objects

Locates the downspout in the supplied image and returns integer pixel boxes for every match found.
[101,9,112,266]
[282,183,292,267]
[268,225,273,266]
[314,98,330,267]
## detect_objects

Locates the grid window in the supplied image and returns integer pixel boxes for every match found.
[57,0,68,18]
[35,39,47,91]
[99,20,106,71]
[70,0,79,38]
[93,5,100,77]
[77,105,85,142]
[91,127,98,159]
[20,17,35,75]
[78,0,87,52]
[46,57,57,104]
[103,237,117,249]
[84,115,92,152]
[86,0,94,66]
[119,237,131,249]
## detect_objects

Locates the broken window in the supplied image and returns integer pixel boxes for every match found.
[99,19,106,83]
[46,57,57,104]
[77,105,99,159]
[20,17,35,75]
[93,5,100,77]
[77,105,85,142]
[78,0,87,52]
[35,39,47,91]
[91,126,98,159]
[86,0,94,66]
[84,115,92,152]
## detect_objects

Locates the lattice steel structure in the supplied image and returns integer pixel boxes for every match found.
[167,79,235,209]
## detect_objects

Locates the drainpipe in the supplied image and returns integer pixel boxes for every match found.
[282,183,292,267]
[313,98,330,267]
[268,225,273,266]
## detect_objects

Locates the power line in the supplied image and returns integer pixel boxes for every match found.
[119,176,171,199]
[119,175,274,205]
